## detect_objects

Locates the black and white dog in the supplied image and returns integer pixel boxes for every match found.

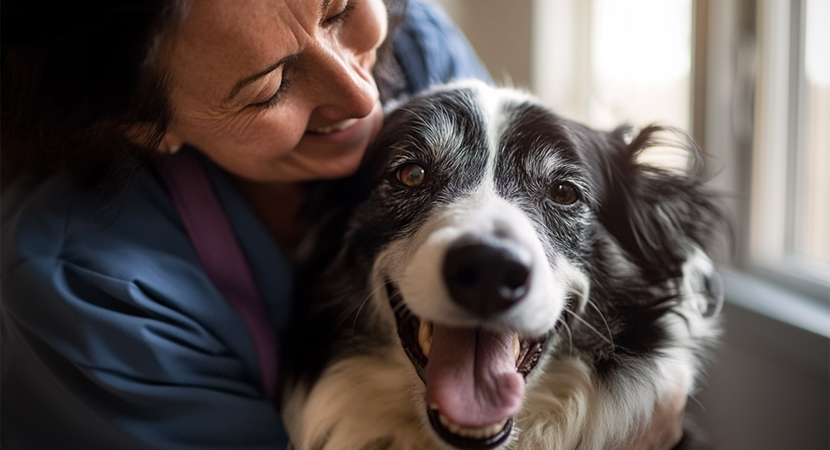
[283,81,725,450]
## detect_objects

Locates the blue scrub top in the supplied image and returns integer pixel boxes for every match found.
[0,2,491,449]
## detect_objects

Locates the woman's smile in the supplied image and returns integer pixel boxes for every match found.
[308,117,359,134]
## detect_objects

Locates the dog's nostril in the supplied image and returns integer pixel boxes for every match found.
[454,265,480,286]
[502,264,530,296]
[443,241,532,318]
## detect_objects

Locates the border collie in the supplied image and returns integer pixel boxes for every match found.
[283,80,725,450]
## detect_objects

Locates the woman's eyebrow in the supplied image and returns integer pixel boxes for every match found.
[224,0,332,104]
[224,55,293,104]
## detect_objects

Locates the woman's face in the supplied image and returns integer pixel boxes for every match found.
[162,0,388,182]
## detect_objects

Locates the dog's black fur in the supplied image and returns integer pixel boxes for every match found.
[283,81,725,450]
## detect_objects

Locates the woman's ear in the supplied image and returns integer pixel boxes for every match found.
[124,123,183,154]
[158,132,183,155]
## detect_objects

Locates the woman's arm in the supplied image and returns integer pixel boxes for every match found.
[1,174,288,450]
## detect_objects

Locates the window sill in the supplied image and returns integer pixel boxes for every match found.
[721,267,830,339]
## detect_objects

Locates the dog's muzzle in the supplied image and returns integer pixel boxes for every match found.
[387,241,548,450]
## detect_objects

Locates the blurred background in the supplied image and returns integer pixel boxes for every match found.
[432,0,829,448]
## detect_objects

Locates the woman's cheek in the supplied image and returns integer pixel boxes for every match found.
[365,0,388,49]
[227,110,305,152]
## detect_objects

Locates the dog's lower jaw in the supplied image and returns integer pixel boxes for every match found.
[386,281,550,449]
[428,408,514,449]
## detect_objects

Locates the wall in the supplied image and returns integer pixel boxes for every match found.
[432,0,534,88]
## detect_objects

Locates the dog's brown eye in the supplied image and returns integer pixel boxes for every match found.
[550,182,579,205]
[397,163,427,187]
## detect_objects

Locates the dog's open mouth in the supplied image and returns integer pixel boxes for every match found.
[387,282,547,449]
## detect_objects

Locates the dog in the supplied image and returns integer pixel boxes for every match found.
[282,80,725,450]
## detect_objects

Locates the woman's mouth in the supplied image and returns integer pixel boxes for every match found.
[307,118,359,135]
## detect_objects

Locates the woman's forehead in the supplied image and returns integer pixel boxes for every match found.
[167,0,323,91]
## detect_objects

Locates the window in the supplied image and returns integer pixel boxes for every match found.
[532,0,829,306]
[751,0,830,300]
[533,0,695,170]
[533,0,693,130]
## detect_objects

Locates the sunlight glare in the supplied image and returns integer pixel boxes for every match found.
[593,0,692,85]
[806,0,830,86]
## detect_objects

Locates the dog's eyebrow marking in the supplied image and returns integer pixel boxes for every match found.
[422,110,464,159]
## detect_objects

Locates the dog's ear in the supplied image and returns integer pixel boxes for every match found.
[587,124,724,283]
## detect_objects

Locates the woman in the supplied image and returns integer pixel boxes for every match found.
[0,1,686,448]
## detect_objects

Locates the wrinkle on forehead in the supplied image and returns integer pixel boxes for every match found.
[168,0,320,101]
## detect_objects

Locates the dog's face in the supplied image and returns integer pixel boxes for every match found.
[323,81,722,449]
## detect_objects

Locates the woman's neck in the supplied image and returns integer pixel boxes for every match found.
[229,176,309,254]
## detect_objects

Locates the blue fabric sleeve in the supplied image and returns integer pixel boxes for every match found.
[1,173,289,450]
[394,0,493,93]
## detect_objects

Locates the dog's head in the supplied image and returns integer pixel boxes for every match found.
[320,80,724,449]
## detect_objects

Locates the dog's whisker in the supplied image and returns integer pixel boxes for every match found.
[350,283,389,335]
[350,295,372,336]
[562,308,614,347]
[331,285,381,333]
[687,393,706,411]
[585,299,615,351]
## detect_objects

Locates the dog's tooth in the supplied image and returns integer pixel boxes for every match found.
[513,333,521,364]
[440,413,462,435]
[437,412,509,439]
[482,425,496,438]
[419,320,433,358]
[489,424,500,437]
[492,420,507,436]
[439,413,451,428]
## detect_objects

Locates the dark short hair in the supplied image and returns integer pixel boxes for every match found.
[1,0,408,189]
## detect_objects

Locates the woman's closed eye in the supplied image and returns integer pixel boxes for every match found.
[324,0,355,26]
[251,77,292,110]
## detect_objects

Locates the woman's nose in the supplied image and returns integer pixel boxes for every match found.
[311,45,379,120]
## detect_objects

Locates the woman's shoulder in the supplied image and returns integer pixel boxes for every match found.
[0,170,237,329]
[2,170,187,278]
[394,0,492,93]
[1,166,262,367]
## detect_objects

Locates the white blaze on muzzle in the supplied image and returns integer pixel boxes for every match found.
[396,193,574,335]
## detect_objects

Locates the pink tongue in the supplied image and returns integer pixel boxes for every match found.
[424,325,524,428]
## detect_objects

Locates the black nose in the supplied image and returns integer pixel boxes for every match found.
[442,238,532,318]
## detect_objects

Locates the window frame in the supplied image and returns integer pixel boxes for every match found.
[530,0,829,331]
[741,0,830,305]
